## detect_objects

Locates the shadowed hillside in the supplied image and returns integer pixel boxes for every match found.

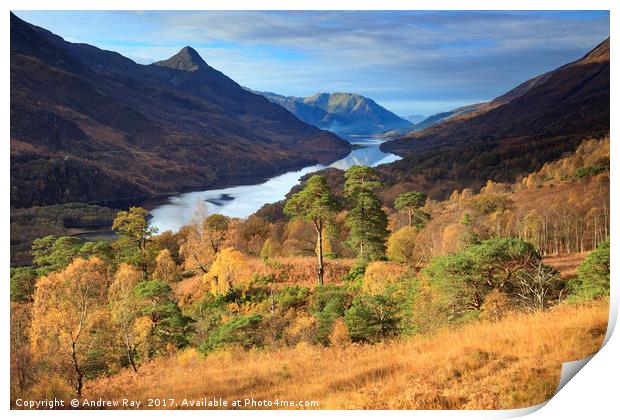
[380,39,610,199]
[10,13,350,208]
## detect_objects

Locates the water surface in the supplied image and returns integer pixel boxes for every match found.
[149,138,400,232]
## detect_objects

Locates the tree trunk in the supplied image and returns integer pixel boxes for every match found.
[71,342,83,397]
[127,345,138,372]
[317,227,324,286]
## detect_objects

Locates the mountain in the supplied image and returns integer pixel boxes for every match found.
[409,103,488,131]
[379,38,610,199]
[10,13,350,208]
[402,114,426,124]
[254,91,413,136]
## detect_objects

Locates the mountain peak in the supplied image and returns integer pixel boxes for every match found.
[154,46,207,71]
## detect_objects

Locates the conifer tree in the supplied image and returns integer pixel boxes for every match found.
[284,175,339,285]
[394,191,429,228]
[343,166,389,261]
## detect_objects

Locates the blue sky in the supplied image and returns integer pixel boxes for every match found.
[14,10,609,116]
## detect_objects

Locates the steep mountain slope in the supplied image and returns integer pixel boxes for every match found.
[10,13,350,208]
[255,91,413,136]
[380,38,610,199]
[408,103,488,132]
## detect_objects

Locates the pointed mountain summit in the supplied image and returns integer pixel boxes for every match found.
[10,14,349,207]
[154,46,208,71]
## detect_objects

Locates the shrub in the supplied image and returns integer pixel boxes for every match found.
[283,315,317,346]
[27,375,74,400]
[342,264,366,282]
[575,165,608,179]
[569,239,610,300]
[200,314,263,353]
[344,293,401,343]
[310,285,351,345]
[276,286,310,311]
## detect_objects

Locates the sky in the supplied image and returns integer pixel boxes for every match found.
[14,10,610,116]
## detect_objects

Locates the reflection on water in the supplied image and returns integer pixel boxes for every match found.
[149,138,400,232]
[329,138,401,170]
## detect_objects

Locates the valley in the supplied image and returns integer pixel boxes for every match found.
[9,10,610,411]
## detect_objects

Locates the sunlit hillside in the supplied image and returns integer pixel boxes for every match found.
[84,300,608,409]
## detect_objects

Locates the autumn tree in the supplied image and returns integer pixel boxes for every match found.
[11,303,35,396]
[180,203,232,274]
[394,191,429,228]
[30,257,110,396]
[284,175,339,285]
[387,226,420,266]
[206,247,254,294]
[108,264,143,371]
[283,219,318,256]
[343,166,389,261]
[204,214,230,254]
[329,318,351,347]
[470,194,514,216]
[260,238,281,259]
[153,249,179,283]
[112,207,158,280]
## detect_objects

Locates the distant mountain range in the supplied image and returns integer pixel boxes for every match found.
[10,13,350,208]
[402,114,427,124]
[380,38,610,199]
[251,90,413,136]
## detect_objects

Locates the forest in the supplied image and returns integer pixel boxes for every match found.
[10,137,610,409]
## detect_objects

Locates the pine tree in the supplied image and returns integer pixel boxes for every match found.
[112,207,158,280]
[343,166,388,261]
[394,191,428,228]
[284,175,339,285]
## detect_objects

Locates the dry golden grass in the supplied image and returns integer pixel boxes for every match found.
[544,253,587,279]
[172,256,355,305]
[85,300,608,410]
[268,256,355,287]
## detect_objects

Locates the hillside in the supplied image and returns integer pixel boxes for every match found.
[255,91,413,136]
[11,135,609,407]
[84,300,608,409]
[10,13,350,208]
[380,39,610,199]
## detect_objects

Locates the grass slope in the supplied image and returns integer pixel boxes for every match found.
[86,300,608,409]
